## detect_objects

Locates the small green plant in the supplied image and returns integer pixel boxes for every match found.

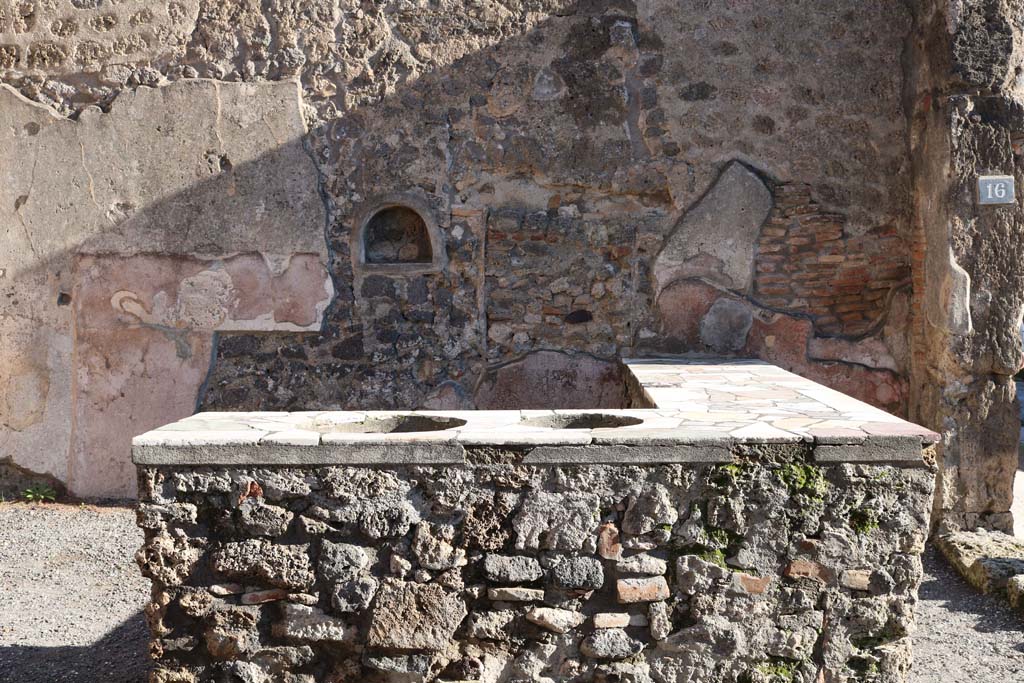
[711,462,745,487]
[707,527,731,547]
[22,485,57,503]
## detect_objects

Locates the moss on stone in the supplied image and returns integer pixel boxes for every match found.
[698,548,728,568]
[850,507,879,535]
[667,543,728,570]
[777,462,828,500]
[747,658,800,683]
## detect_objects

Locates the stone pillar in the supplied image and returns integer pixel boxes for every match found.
[908,0,1024,532]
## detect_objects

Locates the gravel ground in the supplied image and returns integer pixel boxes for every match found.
[0,502,150,683]
[0,503,1022,683]
[910,544,1024,682]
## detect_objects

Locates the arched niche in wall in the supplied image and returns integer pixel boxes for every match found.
[352,195,446,274]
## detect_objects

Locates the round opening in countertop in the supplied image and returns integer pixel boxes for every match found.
[311,415,467,434]
[519,413,644,430]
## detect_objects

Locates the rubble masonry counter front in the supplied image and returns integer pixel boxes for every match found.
[133,358,938,683]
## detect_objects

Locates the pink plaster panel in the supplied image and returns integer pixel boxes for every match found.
[68,252,332,497]
[70,327,213,498]
[75,253,331,333]
[223,254,331,329]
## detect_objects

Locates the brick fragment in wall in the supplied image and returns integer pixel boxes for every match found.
[753,183,911,337]
[653,280,908,414]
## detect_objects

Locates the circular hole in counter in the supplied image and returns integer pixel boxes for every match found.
[519,413,644,430]
[311,415,467,434]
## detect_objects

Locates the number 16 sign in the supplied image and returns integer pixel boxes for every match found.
[977,175,1016,205]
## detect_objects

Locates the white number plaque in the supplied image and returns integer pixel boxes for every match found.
[978,175,1016,205]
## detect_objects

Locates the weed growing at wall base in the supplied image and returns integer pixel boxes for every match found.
[21,485,57,503]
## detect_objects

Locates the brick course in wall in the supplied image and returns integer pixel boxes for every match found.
[754,184,912,337]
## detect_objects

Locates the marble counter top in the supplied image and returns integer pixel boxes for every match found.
[133,357,938,466]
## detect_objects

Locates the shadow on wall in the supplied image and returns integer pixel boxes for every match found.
[1,79,332,499]
[0,456,67,500]
[3,3,916,498]
[194,3,914,417]
[472,350,629,410]
[0,612,150,683]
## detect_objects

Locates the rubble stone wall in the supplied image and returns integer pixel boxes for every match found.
[136,445,934,683]
[2,1,923,498]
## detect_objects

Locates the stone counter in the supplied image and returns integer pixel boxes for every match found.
[134,359,937,683]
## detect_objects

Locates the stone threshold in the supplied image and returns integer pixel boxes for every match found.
[935,529,1024,613]
[132,356,938,466]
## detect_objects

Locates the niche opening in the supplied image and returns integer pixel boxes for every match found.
[365,206,432,264]
[354,197,446,274]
